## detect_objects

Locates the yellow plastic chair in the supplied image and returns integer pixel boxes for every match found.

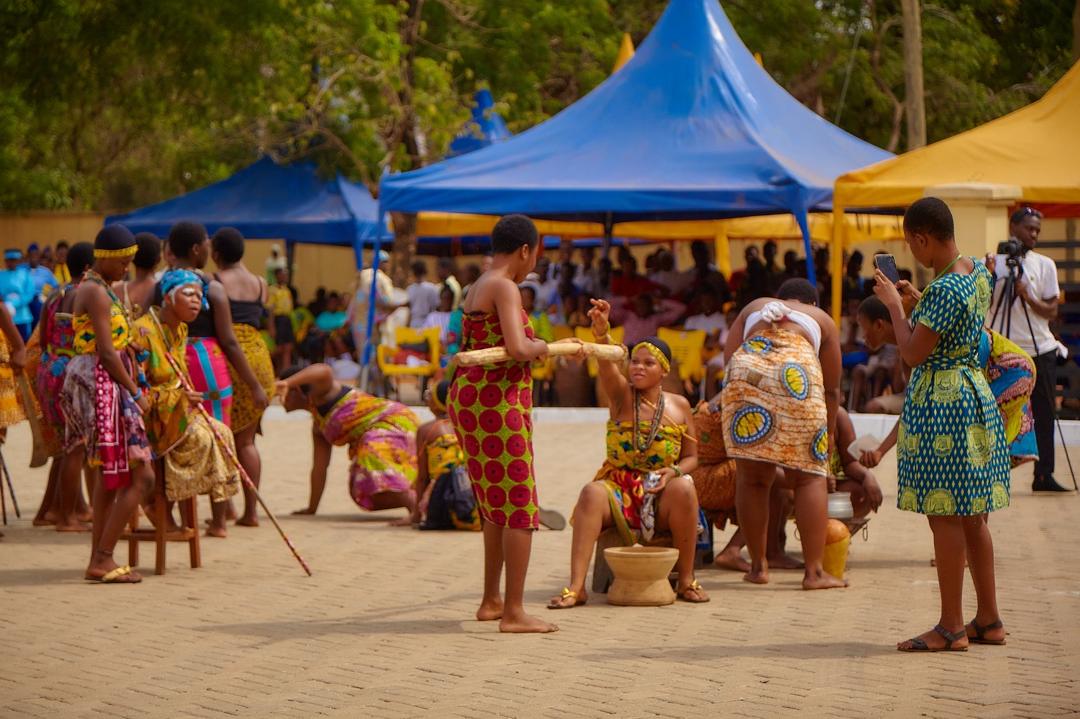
[575,326,625,377]
[657,327,706,384]
[553,324,574,341]
[376,326,441,397]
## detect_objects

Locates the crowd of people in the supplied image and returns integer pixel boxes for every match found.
[0,198,1070,649]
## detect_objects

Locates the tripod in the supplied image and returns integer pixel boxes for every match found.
[988,258,1077,491]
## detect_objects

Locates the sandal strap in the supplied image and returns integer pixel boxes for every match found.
[933,624,966,647]
[559,587,577,600]
[969,619,1003,638]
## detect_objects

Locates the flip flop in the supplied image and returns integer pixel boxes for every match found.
[538,507,567,531]
[86,565,142,584]
[898,624,967,652]
[967,619,1007,646]
[548,587,587,610]
[677,579,710,603]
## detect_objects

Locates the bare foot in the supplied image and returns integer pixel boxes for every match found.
[388,516,413,527]
[76,509,93,523]
[33,517,57,527]
[235,516,259,527]
[205,525,228,539]
[713,549,751,573]
[55,521,91,533]
[766,553,804,570]
[802,571,848,590]
[499,612,559,634]
[291,508,316,516]
[476,599,504,621]
[224,500,238,521]
[743,568,769,585]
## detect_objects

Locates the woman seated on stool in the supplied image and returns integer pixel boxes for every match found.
[549,299,707,609]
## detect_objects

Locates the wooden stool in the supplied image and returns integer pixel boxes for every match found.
[124,467,201,575]
[591,520,714,594]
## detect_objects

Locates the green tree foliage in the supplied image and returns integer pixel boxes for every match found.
[0,0,1073,211]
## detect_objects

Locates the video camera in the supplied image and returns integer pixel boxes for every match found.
[996,238,1024,267]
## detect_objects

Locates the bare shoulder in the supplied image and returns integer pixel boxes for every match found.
[807,304,839,332]
[664,392,693,421]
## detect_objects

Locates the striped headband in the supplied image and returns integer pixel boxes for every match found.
[631,340,670,373]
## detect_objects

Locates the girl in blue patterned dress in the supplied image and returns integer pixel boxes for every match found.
[874,198,1010,652]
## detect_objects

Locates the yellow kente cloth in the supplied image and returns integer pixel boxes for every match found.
[721,327,828,476]
[132,312,239,503]
[73,303,132,354]
[426,432,464,478]
[0,333,26,429]
[228,324,274,433]
[593,420,684,546]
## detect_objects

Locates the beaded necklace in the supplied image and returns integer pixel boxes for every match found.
[632,388,665,455]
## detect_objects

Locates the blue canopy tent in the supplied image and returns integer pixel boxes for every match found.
[447,89,512,157]
[106,157,388,267]
[379,0,891,267]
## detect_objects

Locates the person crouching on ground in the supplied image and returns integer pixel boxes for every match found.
[549,305,707,609]
[720,277,846,590]
[410,380,480,530]
[278,363,418,522]
[61,225,153,583]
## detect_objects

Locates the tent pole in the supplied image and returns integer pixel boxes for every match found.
[714,231,731,279]
[602,212,614,258]
[794,207,816,286]
[831,203,846,323]
[359,212,384,394]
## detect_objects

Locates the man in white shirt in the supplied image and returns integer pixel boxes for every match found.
[987,207,1067,492]
[406,260,440,328]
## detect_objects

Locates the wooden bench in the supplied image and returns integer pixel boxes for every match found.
[123,466,201,575]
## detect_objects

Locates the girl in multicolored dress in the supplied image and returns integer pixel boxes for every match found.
[411,380,480,531]
[34,242,95,532]
[447,214,560,634]
[548,311,707,610]
[62,225,154,584]
[277,364,418,521]
[873,198,1010,652]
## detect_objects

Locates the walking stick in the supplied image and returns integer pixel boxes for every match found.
[148,311,312,576]
[0,444,20,519]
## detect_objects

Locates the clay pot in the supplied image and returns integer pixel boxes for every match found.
[604,546,679,606]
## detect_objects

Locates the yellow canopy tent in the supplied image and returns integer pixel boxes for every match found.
[830,60,1080,320]
[613,33,636,73]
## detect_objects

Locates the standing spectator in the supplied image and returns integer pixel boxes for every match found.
[420,286,456,348]
[406,260,440,328]
[762,240,783,294]
[842,250,866,300]
[268,267,296,371]
[987,207,1067,493]
[727,245,758,297]
[574,246,599,297]
[53,241,72,286]
[680,240,730,303]
[265,243,287,284]
[436,257,462,309]
[40,245,55,272]
[348,250,403,364]
[24,243,59,325]
[1,249,34,339]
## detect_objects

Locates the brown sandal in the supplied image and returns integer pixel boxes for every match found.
[898,624,967,652]
[966,619,1006,646]
[677,579,710,603]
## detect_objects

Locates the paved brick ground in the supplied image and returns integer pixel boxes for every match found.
[1,416,1078,718]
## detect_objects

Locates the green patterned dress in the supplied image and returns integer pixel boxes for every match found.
[897,261,1010,516]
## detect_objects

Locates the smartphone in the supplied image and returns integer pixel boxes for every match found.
[874,254,900,284]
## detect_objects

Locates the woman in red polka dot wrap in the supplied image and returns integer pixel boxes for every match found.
[447,215,571,634]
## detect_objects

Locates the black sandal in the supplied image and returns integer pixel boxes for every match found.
[898,624,968,652]
[966,619,1006,646]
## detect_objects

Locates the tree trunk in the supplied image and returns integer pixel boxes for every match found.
[390,212,417,289]
[900,0,927,149]
[1073,0,1080,62]
[389,0,425,288]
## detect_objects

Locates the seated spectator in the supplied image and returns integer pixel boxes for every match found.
[610,255,662,298]
[519,281,554,342]
[420,286,456,348]
[649,249,685,295]
[558,292,590,329]
[853,296,906,414]
[608,292,685,347]
[406,260,440,328]
[684,292,727,336]
[681,240,730,303]
[307,287,328,318]
[315,293,348,332]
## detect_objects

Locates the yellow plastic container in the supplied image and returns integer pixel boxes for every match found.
[822,519,851,579]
